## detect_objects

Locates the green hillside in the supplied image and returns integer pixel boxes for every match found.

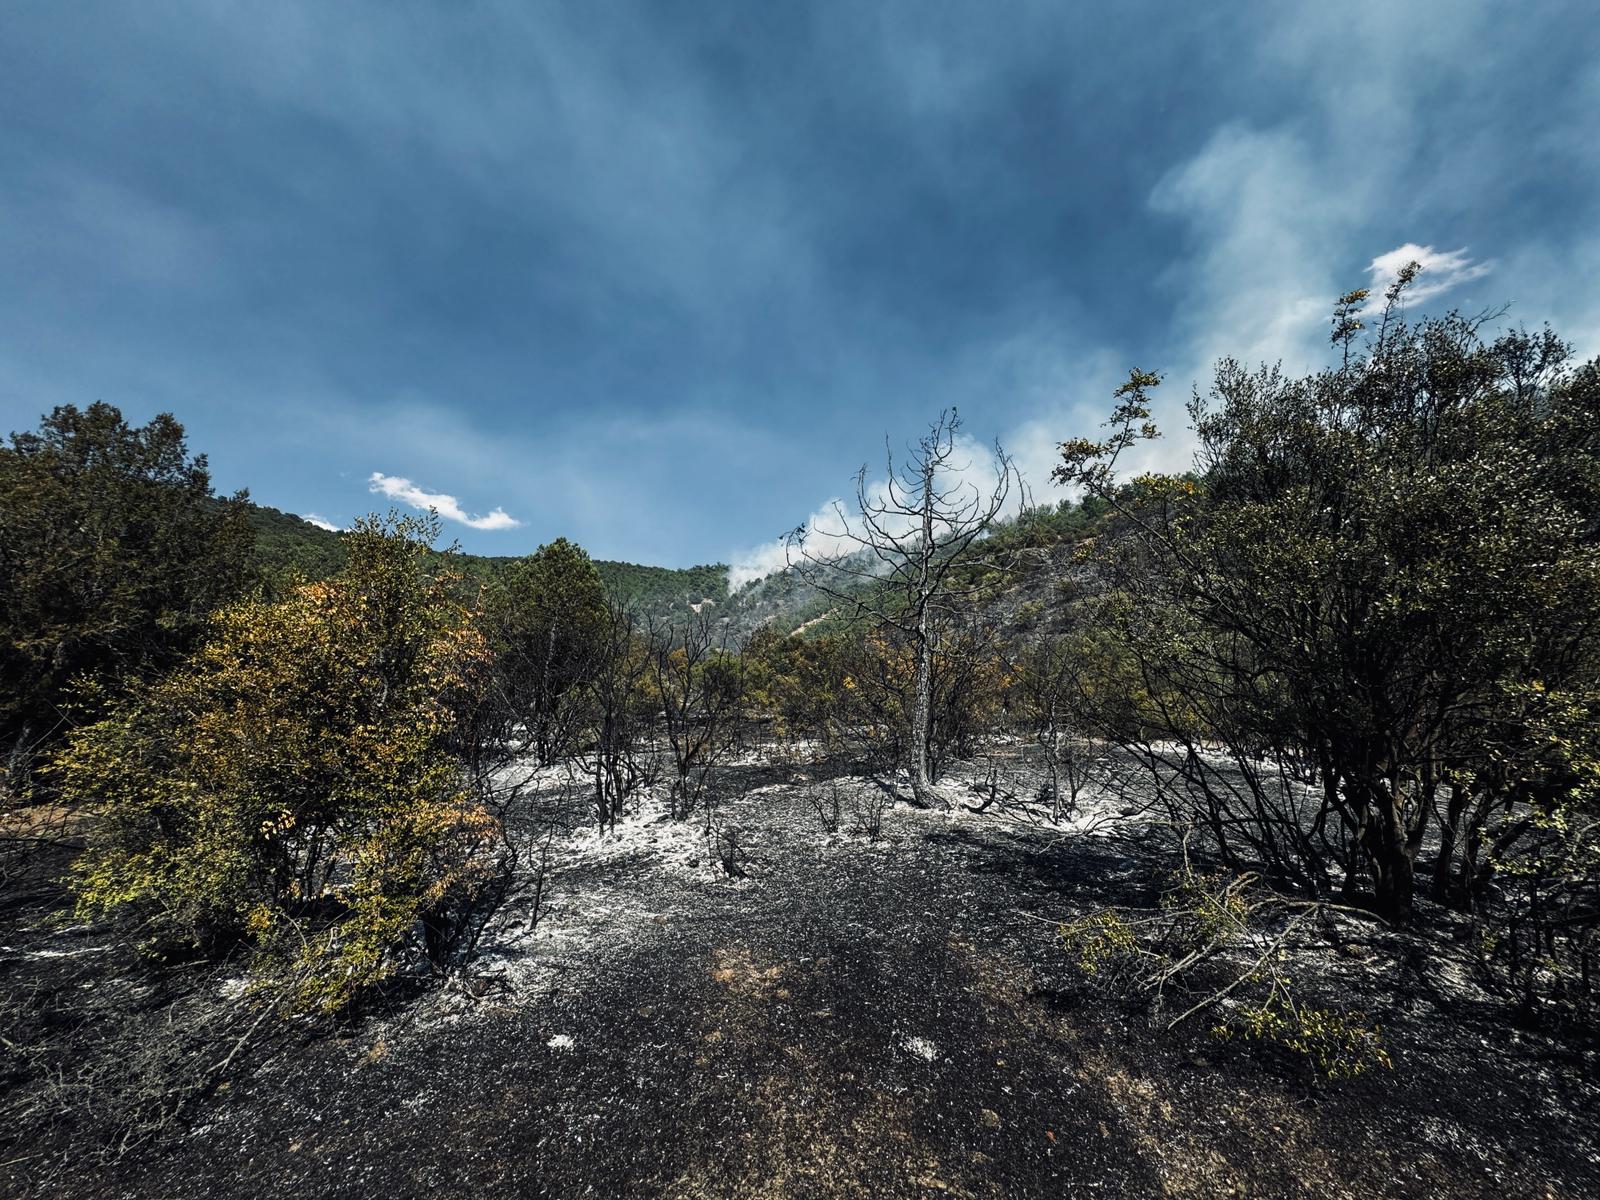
[245,504,349,582]
[244,503,728,614]
[243,497,1106,634]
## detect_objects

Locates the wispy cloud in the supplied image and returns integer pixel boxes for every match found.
[367,472,521,531]
[302,512,340,532]
[1362,244,1493,314]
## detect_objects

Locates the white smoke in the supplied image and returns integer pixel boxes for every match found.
[726,432,1020,590]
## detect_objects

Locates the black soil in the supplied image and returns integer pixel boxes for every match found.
[5,762,1598,1199]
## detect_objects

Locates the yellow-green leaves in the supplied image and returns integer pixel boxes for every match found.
[59,513,497,1013]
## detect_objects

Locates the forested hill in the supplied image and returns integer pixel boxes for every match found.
[245,493,1111,632]
[245,504,729,613]
[246,504,350,582]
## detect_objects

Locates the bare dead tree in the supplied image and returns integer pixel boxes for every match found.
[804,776,845,834]
[587,602,653,834]
[785,410,1019,807]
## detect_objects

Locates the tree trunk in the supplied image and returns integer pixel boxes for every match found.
[1370,845,1415,923]
[1363,788,1416,923]
[1047,706,1062,822]
[1431,783,1466,905]
[909,618,936,806]
[907,458,940,809]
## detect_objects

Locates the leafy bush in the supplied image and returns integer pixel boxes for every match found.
[1058,275,1600,925]
[1475,680,1600,1020]
[1059,857,1392,1080]
[1059,910,1140,978]
[1217,999,1391,1081]
[57,513,501,1013]
[483,537,610,766]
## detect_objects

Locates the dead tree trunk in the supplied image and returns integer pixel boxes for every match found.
[786,410,1018,810]
[909,456,937,806]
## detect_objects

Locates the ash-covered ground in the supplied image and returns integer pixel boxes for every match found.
[5,752,1598,1199]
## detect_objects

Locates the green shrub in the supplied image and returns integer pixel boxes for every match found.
[57,514,500,1014]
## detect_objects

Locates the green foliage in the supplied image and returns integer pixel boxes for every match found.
[1161,867,1254,950]
[983,496,1114,554]
[1058,910,1139,977]
[499,537,609,653]
[1061,862,1392,1082]
[57,513,499,1014]
[1060,280,1600,925]
[1473,680,1600,1016]
[723,565,854,640]
[236,502,728,616]
[744,628,855,746]
[244,504,347,588]
[486,537,610,765]
[594,560,728,611]
[746,619,1011,780]
[0,403,254,769]
[1217,999,1392,1081]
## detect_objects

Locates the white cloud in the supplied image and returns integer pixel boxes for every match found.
[367,471,521,530]
[302,512,340,532]
[1361,244,1493,314]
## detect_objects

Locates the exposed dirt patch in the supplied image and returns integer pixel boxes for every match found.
[709,945,791,1001]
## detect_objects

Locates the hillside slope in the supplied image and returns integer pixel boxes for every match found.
[712,498,1108,643]
[244,504,729,616]
[245,496,1103,636]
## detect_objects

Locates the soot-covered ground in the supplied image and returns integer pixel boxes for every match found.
[6,756,1599,1199]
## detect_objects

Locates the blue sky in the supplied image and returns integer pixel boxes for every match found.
[2,2,1597,571]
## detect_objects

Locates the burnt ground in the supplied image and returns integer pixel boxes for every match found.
[5,757,1600,1200]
